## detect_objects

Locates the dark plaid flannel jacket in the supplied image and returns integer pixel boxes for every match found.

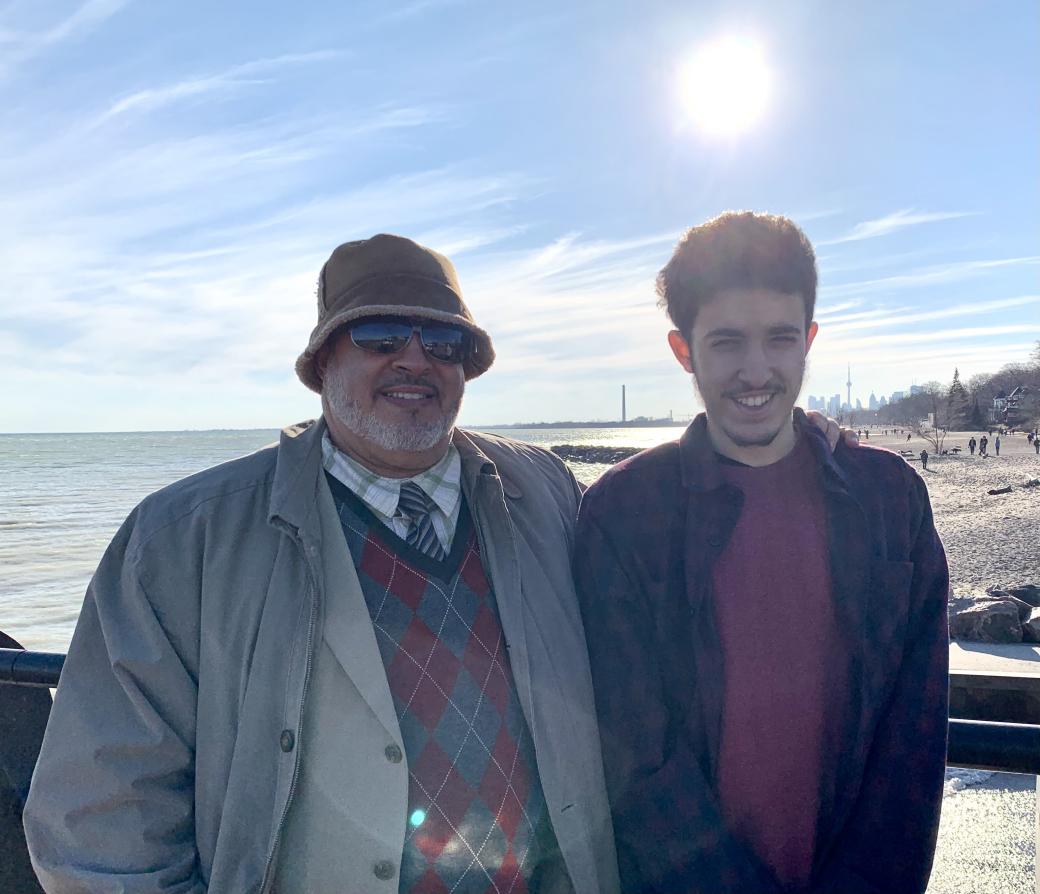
[574,411,949,894]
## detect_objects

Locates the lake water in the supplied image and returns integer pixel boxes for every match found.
[0,425,686,652]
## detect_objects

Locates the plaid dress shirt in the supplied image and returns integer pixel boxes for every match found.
[322,432,462,555]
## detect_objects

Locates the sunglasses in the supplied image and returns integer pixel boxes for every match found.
[348,318,470,364]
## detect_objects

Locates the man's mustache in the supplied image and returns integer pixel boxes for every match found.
[722,381,786,399]
[377,374,440,395]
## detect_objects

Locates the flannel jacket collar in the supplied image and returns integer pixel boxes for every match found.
[679,407,853,497]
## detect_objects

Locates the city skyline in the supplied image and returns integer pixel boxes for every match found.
[805,368,943,417]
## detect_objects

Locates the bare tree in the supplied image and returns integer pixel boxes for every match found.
[912,382,949,453]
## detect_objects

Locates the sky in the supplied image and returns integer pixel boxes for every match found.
[2,0,1038,432]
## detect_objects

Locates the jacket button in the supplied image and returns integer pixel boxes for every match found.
[279,729,295,752]
[384,743,403,763]
[373,860,396,880]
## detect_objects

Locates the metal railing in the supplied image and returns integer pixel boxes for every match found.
[1,648,64,689]
[3,647,1040,775]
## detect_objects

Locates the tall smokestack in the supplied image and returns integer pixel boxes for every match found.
[622,385,626,423]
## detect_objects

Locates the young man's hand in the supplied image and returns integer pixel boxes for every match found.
[805,410,860,451]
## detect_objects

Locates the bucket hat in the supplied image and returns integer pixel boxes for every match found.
[295,233,495,392]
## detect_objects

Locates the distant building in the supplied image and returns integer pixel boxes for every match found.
[890,390,905,403]
[879,395,888,408]
[869,392,878,411]
[855,398,863,411]
[909,385,923,396]
[992,387,1026,426]
[828,394,841,416]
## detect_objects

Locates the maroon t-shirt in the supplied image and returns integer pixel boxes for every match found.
[712,434,841,889]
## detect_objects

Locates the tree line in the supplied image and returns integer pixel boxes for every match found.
[868,341,1040,452]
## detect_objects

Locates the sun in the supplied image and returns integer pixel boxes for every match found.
[677,37,772,137]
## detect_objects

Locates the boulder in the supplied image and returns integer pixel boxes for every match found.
[948,597,1023,643]
[1023,608,1040,644]
[987,584,1040,608]
[983,594,1034,622]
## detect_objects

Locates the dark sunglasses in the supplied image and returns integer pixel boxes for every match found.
[348,318,470,364]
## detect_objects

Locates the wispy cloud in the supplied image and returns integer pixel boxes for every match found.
[821,323,1037,350]
[821,294,1040,334]
[817,208,975,246]
[40,0,129,45]
[96,51,341,122]
[823,256,1040,297]
[0,0,130,79]
[814,300,862,317]
[377,0,471,24]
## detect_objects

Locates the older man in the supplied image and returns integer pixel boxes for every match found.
[24,235,619,894]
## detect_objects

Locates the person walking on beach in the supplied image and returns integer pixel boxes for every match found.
[995,434,1001,456]
[920,448,929,470]
[573,212,949,894]
[980,434,989,456]
[24,234,621,894]
[968,436,976,455]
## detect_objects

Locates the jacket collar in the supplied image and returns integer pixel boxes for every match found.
[268,419,523,538]
[452,428,523,499]
[679,408,852,495]
[269,417,327,536]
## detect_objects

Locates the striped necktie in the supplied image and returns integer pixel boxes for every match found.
[397,481,446,561]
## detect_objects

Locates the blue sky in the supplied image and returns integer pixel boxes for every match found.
[2,0,1038,431]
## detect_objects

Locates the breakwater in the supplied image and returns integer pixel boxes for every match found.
[550,444,642,464]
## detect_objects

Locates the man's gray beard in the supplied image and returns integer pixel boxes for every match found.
[324,375,460,453]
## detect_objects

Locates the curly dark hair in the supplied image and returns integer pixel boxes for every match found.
[656,211,817,338]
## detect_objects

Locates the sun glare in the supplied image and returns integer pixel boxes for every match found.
[678,37,772,137]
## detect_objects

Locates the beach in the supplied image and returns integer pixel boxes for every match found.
[852,428,1040,594]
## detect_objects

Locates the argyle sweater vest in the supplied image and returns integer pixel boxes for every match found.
[327,476,570,893]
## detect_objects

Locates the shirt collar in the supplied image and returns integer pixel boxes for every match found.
[320,432,462,521]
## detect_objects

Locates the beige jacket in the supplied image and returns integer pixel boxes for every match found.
[24,419,620,894]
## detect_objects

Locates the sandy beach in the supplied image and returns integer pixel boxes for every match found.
[859,428,1040,593]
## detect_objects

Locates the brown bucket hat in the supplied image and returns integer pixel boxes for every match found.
[295,233,495,392]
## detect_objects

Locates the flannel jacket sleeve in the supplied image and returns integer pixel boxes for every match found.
[816,473,950,894]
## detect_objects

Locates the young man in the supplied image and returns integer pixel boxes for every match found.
[574,213,949,893]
